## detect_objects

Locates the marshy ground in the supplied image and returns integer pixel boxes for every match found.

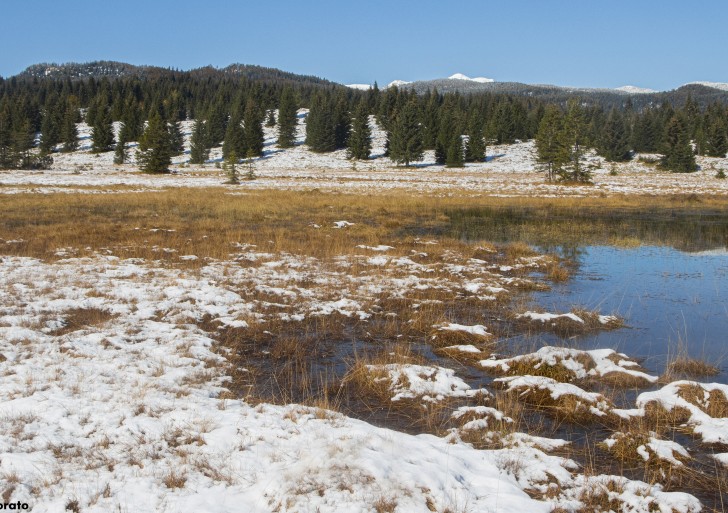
[1,189,726,512]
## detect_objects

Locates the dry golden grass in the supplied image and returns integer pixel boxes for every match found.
[663,356,721,381]
[677,384,728,418]
[51,307,116,335]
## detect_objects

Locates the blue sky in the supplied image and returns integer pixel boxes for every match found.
[1,0,726,90]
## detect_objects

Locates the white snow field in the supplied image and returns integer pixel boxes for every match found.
[1,112,727,196]
[0,238,712,512]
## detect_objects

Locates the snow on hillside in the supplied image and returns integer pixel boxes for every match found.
[688,81,728,91]
[615,85,657,94]
[386,79,411,88]
[345,83,372,90]
[448,73,494,83]
[1,111,727,197]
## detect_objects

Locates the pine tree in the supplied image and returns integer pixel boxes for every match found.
[114,122,129,164]
[39,108,60,154]
[389,101,424,167]
[306,94,336,152]
[189,119,209,164]
[705,117,728,157]
[333,95,351,149]
[91,108,114,153]
[243,100,264,157]
[445,135,464,168]
[168,120,184,156]
[222,151,240,184]
[0,103,13,168]
[223,113,246,160]
[277,87,297,148]
[206,102,227,147]
[136,112,172,173]
[599,108,631,162]
[265,109,276,127]
[13,117,35,168]
[464,117,486,162]
[60,104,79,153]
[558,99,591,183]
[662,116,697,172]
[535,106,567,182]
[347,100,372,160]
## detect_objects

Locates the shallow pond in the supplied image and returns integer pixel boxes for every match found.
[533,245,728,382]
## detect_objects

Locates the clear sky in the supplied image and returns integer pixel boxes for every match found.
[1,0,726,91]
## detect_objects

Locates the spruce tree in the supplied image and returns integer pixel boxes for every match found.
[13,117,35,168]
[114,122,128,164]
[91,108,114,153]
[243,100,264,157]
[445,135,464,168]
[39,109,60,154]
[705,117,728,157]
[333,95,351,150]
[277,87,297,148]
[389,101,424,167]
[223,113,246,160]
[222,151,240,184]
[599,108,631,162]
[535,106,567,182]
[189,119,209,164]
[306,94,336,152]
[0,104,12,168]
[168,120,184,156]
[347,101,372,160]
[60,105,79,153]
[136,112,172,173]
[265,109,276,127]
[464,117,486,162]
[662,116,697,172]
[558,99,591,183]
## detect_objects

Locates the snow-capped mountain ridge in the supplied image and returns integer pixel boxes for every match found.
[448,73,495,83]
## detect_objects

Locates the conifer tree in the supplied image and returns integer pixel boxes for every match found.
[13,117,35,168]
[223,113,246,160]
[114,122,128,164]
[39,109,60,154]
[445,135,464,167]
[306,94,336,152]
[136,112,172,173]
[662,116,697,172]
[189,119,209,164]
[705,117,728,157]
[91,108,114,153]
[599,108,631,162]
[168,120,184,156]
[265,109,276,127]
[333,96,351,150]
[277,87,297,148]
[535,105,567,182]
[347,101,372,160]
[243,100,264,157]
[0,104,13,168]
[206,102,227,147]
[464,117,486,162]
[222,151,240,184]
[558,99,591,183]
[60,104,79,153]
[389,101,424,167]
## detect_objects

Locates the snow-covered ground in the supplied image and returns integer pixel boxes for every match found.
[1,112,727,196]
[0,244,713,511]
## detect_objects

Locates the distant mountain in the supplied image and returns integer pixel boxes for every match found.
[377,73,728,108]
[16,61,335,87]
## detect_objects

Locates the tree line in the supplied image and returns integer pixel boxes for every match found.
[0,70,726,176]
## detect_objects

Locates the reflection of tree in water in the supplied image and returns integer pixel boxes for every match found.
[444,206,728,253]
